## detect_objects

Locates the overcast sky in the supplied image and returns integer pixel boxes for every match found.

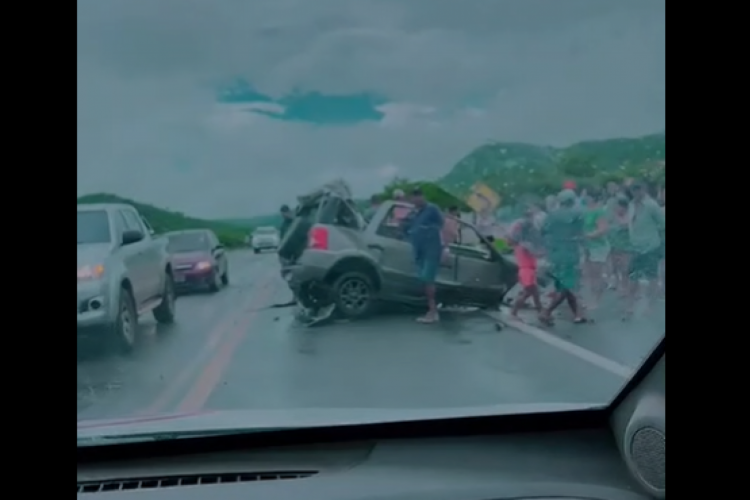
[77,0,665,218]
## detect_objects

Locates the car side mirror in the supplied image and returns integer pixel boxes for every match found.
[214,244,224,252]
[121,229,144,246]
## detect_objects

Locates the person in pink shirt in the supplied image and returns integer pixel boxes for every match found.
[441,206,460,245]
[440,205,460,262]
[388,188,411,226]
[508,203,544,320]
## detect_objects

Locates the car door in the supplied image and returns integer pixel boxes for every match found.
[122,209,161,301]
[361,203,422,300]
[115,210,149,307]
[451,221,515,307]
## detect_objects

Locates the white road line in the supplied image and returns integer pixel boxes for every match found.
[484,310,633,378]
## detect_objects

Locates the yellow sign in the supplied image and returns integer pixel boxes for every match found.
[466,183,501,213]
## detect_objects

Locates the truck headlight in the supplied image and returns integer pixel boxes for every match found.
[78,264,105,281]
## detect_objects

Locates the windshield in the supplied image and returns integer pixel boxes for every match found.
[77,0,665,440]
[77,210,111,244]
[167,233,210,253]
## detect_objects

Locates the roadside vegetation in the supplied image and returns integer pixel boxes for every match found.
[78,133,665,240]
[77,193,249,248]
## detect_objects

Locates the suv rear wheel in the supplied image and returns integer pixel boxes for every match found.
[331,271,376,319]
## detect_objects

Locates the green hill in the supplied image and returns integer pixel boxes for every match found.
[77,193,249,248]
[438,132,665,202]
[78,133,664,239]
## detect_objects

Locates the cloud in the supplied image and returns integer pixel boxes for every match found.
[77,0,665,218]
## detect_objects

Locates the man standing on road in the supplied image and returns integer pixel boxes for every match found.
[624,181,665,319]
[279,204,294,239]
[539,189,587,325]
[404,187,444,324]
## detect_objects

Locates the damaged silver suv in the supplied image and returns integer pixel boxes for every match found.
[278,181,518,321]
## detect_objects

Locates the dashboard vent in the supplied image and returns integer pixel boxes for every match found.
[77,471,317,494]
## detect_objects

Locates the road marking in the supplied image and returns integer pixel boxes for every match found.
[484,310,633,378]
[137,262,274,416]
[176,275,278,413]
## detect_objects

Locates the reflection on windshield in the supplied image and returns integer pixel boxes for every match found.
[167,233,210,253]
[77,0,665,441]
[77,210,111,244]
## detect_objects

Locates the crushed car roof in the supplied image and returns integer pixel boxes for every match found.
[297,178,354,207]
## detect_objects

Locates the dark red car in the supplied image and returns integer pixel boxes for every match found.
[165,230,229,293]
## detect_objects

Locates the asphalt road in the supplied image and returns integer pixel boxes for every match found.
[76,250,664,422]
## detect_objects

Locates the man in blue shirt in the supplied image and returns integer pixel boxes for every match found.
[404,187,444,323]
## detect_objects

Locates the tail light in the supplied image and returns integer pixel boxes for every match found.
[308,226,329,250]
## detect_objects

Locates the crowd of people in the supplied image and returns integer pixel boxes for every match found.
[385,179,666,325]
[507,179,666,324]
[278,178,665,326]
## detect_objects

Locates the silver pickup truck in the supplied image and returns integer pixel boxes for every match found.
[77,203,177,353]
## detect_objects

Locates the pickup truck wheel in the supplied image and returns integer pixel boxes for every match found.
[332,272,375,319]
[253,248,260,254]
[153,273,176,324]
[112,288,137,354]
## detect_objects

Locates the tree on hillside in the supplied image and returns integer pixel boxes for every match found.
[557,152,598,179]
[377,178,468,210]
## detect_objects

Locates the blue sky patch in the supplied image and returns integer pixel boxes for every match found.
[217,79,386,125]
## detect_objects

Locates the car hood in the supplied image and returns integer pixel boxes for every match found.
[77,403,601,443]
[77,243,112,267]
[171,251,211,264]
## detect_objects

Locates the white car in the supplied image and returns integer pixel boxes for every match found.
[251,226,280,253]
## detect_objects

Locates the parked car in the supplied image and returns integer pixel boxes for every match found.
[278,181,518,320]
[251,226,280,253]
[77,203,176,353]
[165,229,230,293]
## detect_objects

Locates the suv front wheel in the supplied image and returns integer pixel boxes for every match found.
[111,287,137,354]
[153,273,176,324]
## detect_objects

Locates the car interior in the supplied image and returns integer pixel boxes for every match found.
[77,338,665,500]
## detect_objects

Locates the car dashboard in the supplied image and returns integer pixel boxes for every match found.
[77,341,665,500]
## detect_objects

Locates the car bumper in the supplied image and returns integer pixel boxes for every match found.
[253,242,278,249]
[77,280,113,330]
[283,262,329,295]
[173,268,214,288]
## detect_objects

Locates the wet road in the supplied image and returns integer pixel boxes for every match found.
[77,250,664,422]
